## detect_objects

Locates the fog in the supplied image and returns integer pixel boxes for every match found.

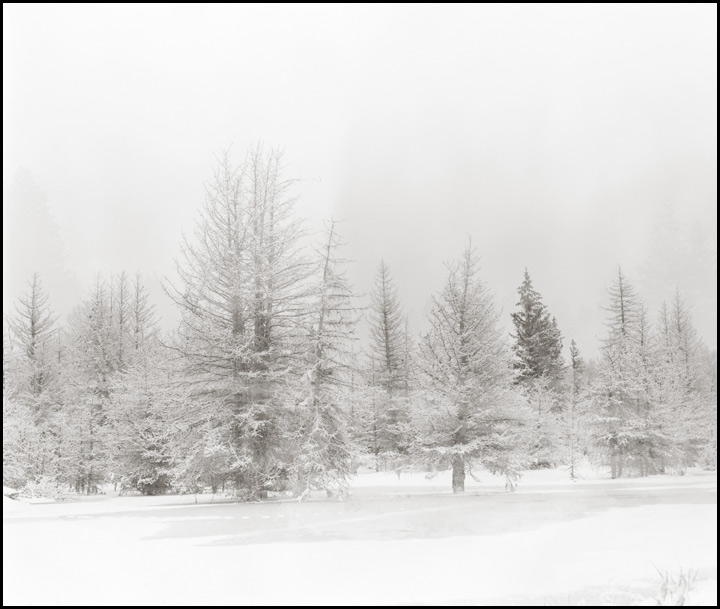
[3,4,717,356]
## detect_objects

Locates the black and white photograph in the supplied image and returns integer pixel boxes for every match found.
[3,4,717,606]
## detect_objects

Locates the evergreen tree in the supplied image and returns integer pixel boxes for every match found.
[510,270,564,468]
[417,240,524,493]
[510,269,564,383]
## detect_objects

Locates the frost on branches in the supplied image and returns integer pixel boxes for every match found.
[589,270,716,477]
[282,221,359,500]
[416,240,527,493]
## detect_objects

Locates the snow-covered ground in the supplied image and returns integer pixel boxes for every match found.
[3,468,716,606]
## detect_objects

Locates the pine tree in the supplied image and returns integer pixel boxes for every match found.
[510,269,564,383]
[510,270,564,468]
[417,240,523,493]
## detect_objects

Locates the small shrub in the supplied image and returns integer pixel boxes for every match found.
[654,567,697,606]
[21,477,75,501]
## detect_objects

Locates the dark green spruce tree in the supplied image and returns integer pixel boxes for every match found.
[511,270,565,468]
[510,269,564,383]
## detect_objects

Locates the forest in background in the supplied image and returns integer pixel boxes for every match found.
[3,145,717,499]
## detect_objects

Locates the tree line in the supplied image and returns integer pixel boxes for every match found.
[3,146,717,499]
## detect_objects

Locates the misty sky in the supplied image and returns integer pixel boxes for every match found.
[3,4,717,357]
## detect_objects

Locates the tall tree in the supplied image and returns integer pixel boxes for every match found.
[111,271,131,371]
[418,240,522,493]
[107,273,170,495]
[3,320,39,488]
[654,290,714,471]
[510,269,564,383]
[284,221,358,499]
[590,268,664,478]
[6,275,65,486]
[8,274,57,399]
[167,146,312,498]
[564,339,586,480]
[63,278,119,493]
[510,270,564,469]
[367,261,412,462]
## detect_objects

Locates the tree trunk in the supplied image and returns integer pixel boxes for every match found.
[373,421,379,472]
[452,456,465,493]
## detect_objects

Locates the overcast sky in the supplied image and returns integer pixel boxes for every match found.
[3,4,717,357]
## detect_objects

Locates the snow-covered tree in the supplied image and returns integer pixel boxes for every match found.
[283,221,359,499]
[563,339,587,480]
[167,146,313,498]
[417,240,525,493]
[62,277,120,492]
[106,273,171,495]
[4,275,67,487]
[8,274,57,399]
[524,375,562,468]
[366,261,414,465]
[510,269,564,384]
[3,324,39,488]
[590,269,668,478]
[652,291,715,471]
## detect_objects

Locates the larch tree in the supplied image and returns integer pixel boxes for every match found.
[653,290,714,471]
[367,260,412,465]
[418,240,523,493]
[6,274,64,486]
[111,271,131,371]
[8,274,57,401]
[590,268,663,478]
[107,273,172,495]
[3,320,39,488]
[564,339,586,480]
[167,145,313,498]
[284,221,359,499]
[63,278,119,493]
